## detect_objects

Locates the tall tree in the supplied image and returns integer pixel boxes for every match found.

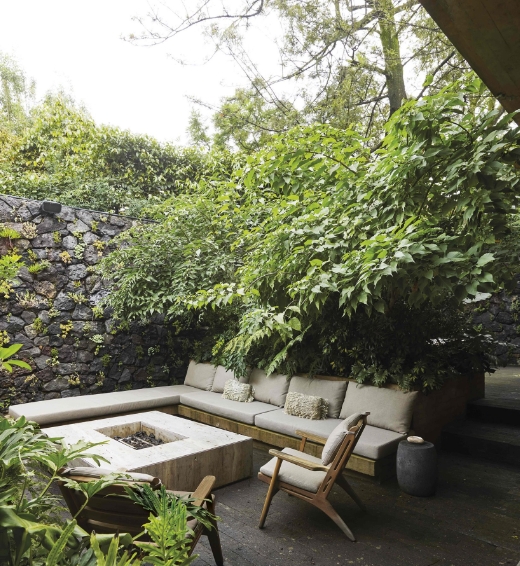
[130,0,476,144]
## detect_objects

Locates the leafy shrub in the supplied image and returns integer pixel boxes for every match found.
[99,77,520,390]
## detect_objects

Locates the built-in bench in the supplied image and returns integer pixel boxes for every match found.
[9,362,485,480]
[9,363,412,479]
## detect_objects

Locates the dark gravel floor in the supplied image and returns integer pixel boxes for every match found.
[192,446,520,566]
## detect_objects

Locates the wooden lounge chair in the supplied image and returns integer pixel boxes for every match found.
[258,412,369,541]
[57,468,223,565]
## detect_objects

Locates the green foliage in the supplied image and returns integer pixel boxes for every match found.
[0,343,31,373]
[0,416,213,565]
[1,94,240,214]
[100,78,520,390]
[28,259,51,274]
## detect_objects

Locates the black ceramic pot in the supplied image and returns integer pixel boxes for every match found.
[396,439,437,497]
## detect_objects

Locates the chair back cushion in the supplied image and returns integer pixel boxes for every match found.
[288,376,348,418]
[321,413,363,466]
[184,361,217,391]
[249,369,290,407]
[339,384,417,433]
[284,391,328,420]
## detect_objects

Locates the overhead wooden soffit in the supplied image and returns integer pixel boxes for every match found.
[418,0,520,123]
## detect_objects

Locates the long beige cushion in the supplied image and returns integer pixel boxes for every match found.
[249,369,290,407]
[8,385,199,426]
[288,376,348,418]
[259,447,326,493]
[255,410,404,460]
[339,384,417,433]
[184,361,217,391]
[179,391,279,425]
[254,409,342,438]
[352,426,404,460]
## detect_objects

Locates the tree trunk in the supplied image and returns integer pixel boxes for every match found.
[375,0,407,115]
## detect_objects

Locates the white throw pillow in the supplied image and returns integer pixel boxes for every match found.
[284,391,328,420]
[222,379,254,403]
[321,412,363,466]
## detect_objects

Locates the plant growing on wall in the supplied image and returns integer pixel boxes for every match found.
[0,344,31,373]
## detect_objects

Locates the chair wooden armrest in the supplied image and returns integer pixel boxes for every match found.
[268,449,330,472]
[295,430,328,445]
[191,475,216,507]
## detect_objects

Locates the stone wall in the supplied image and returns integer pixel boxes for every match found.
[0,195,187,412]
[472,277,520,366]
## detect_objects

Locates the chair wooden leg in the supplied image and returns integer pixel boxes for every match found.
[258,458,282,529]
[205,496,224,566]
[318,499,357,542]
[336,475,366,512]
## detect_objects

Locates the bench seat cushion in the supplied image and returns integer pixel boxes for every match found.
[260,448,326,493]
[8,385,199,426]
[255,409,342,439]
[179,391,279,425]
[255,409,404,460]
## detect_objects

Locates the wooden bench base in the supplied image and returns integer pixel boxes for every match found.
[176,405,396,480]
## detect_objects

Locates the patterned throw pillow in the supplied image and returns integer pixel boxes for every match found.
[284,391,328,420]
[222,379,255,403]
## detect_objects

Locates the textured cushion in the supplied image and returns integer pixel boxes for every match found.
[353,425,404,459]
[60,467,156,483]
[184,361,217,391]
[249,369,290,407]
[339,384,418,433]
[211,366,235,393]
[255,409,342,438]
[288,376,348,418]
[260,448,326,493]
[284,391,328,420]
[8,385,200,426]
[321,413,363,466]
[222,380,254,403]
[179,391,278,425]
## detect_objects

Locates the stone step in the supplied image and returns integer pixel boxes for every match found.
[442,420,520,466]
[467,398,520,426]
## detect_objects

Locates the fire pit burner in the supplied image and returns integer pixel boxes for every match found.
[113,430,164,450]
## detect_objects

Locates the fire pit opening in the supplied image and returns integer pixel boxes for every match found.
[95,421,187,450]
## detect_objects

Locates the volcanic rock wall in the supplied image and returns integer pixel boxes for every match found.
[0,195,186,411]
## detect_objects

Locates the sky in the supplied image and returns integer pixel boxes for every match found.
[0,0,278,144]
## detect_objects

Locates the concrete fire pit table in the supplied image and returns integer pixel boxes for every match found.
[43,411,253,491]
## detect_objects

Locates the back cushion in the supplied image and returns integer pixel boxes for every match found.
[339,384,417,434]
[321,412,362,466]
[211,366,235,393]
[249,369,290,407]
[184,361,217,391]
[288,376,348,418]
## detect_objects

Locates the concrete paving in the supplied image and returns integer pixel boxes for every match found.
[193,446,520,566]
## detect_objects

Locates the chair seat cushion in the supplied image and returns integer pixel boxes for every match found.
[8,385,200,426]
[179,391,279,425]
[254,409,343,439]
[260,448,327,493]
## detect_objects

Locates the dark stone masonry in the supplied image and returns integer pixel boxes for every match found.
[472,277,520,366]
[0,195,186,411]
